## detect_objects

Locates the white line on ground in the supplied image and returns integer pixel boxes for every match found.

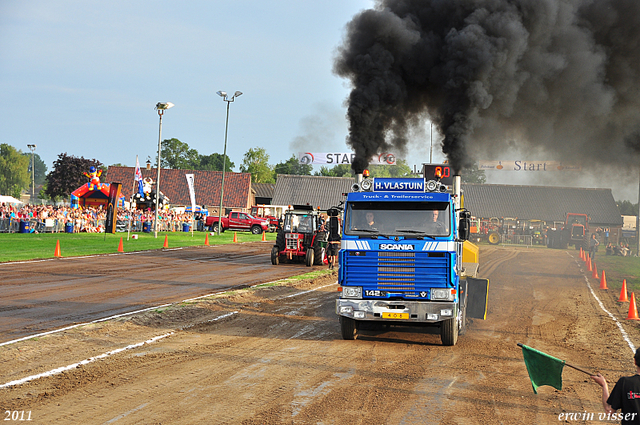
[1,277,335,347]
[0,333,174,389]
[1,310,240,389]
[572,253,636,354]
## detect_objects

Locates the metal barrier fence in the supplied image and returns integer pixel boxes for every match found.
[0,218,197,234]
[501,234,533,246]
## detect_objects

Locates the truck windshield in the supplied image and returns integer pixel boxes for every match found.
[345,201,450,237]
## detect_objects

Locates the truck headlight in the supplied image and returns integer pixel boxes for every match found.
[431,288,453,301]
[342,286,362,299]
[440,309,453,316]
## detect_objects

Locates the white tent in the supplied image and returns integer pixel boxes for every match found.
[0,195,23,205]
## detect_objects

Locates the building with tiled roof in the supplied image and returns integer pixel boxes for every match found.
[252,183,275,205]
[104,166,253,212]
[271,175,355,211]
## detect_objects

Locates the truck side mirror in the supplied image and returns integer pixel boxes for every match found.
[459,211,471,241]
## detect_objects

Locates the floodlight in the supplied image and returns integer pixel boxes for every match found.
[234,91,243,98]
[155,102,174,110]
[216,91,227,98]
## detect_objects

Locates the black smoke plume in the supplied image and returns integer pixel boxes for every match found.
[334,0,640,174]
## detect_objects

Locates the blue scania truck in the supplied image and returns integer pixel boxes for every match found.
[335,164,489,346]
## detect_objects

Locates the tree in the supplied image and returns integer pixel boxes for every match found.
[617,200,638,216]
[158,138,200,169]
[0,144,29,198]
[460,164,487,184]
[45,153,103,200]
[367,159,412,177]
[314,164,353,177]
[22,152,48,186]
[198,153,234,172]
[273,154,312,177]
[240,147,274,183]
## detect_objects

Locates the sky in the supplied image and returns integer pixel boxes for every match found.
[1,1,637,202]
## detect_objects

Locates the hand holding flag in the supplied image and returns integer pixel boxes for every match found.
[518,343,594,394]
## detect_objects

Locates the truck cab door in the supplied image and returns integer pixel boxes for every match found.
[229,212,239,228]
[237,213,249,230]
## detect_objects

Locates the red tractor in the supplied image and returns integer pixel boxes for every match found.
[271,206,327,266]
[547,213,590,250]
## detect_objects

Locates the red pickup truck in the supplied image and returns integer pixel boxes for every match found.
[205,211,270,234]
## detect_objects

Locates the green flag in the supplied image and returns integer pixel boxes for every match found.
[521,344,565,394]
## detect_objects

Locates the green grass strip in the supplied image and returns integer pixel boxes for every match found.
[0,231,276,263]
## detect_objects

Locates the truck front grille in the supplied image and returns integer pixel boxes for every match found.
[343,250,450,296]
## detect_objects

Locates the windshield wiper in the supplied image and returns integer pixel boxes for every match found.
[353,228,378,233]
[394,229,435,239]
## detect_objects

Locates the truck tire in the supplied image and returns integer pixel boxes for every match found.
[212,223,225,233]
[340,316,358,340]
[314,245,325,266]
[271,246,280,265]
[440,317,458,346]
[305,249,314,267]
[251,225,262,235]
[487,231,500,245]
[275,231,285,251]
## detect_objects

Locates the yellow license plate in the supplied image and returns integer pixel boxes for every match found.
[382,312,409,320]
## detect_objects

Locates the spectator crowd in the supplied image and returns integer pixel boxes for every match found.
[0,203,196,233]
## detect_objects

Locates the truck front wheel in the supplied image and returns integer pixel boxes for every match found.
[440,317,458,346]
[251,225,262,235]
[340,316,358,340]
[305,249,314,267]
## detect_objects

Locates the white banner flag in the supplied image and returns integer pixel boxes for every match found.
[478,160,581,171]
[298,152,396,166]
[185,174,196,212]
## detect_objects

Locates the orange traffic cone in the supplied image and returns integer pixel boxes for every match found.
[587,256,592,272]
[163,235,169,248]
[118,237,124,253]
[592,262,599,279]
[205,234,210,246]
[599,269,608,290]
[233,232,237,243]
[627,293,640,320]
[54,240,62,258]
[579,247,584,261]
[261,231,266,242]
[619,279,629,302]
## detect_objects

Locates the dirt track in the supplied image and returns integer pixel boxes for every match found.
[1,245,639,424]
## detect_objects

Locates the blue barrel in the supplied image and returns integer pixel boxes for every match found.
[19,221,30,233]
[142,222,152,233]
[182,223,190,232]
[65,223,74,233]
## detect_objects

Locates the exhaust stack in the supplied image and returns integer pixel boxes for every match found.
[453,175,461,210]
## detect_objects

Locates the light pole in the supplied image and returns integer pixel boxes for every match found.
[154,102,174,238]
[27,144,36,201]
[215,90,242,236]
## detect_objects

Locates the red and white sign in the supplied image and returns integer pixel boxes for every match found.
[298,152,396,166]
